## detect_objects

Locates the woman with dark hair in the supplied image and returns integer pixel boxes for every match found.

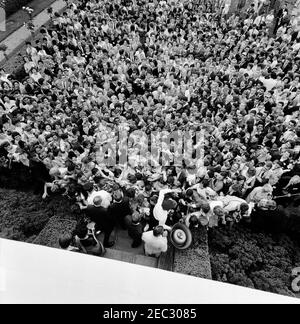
[74,222,105,256]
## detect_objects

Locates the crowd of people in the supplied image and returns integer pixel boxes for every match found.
[1,0,300,256]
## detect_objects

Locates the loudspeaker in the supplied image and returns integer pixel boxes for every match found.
[169,223,192,250]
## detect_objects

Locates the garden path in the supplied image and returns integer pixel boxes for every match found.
[0,0,65,62]
[0,0,56,42]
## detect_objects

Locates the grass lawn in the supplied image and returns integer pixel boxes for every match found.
[0,0,56,42]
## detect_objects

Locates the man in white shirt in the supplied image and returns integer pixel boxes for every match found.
[246,184,273,204]
[153,188,181,226]
[220,195,254,219]
[208,200,225,228]
[190,183,217,200]
[77,185,113,210]
[142,226,168,257]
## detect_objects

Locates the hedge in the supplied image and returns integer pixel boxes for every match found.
[0,188,54,242]
[6,0,32,17]
[0,162,82,245]
[33,215,78,248]
[174,227,212,279]
[209,225,300,297]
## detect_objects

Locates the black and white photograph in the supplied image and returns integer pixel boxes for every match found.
[0,0,300,306]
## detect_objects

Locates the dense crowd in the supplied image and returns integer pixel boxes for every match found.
[1,0,300,255]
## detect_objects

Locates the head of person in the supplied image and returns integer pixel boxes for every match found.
[75,224,88,239]
[262,183,273,193]
[185,189,194,198]
[132,211,141,224]
[83,182,93,192]
[201,202,211,214]
[213,206,224,218]
[240,203,249,217]
[126,187,136,199]
[93,196,103,207]
[265,161,273,170]
[189,214,199,228]
[153,225,164,237]
[58,233,73,249]
[247,167,256,177]
[150,194,159,206]
[113,188,124,203]
[162,198,177,211]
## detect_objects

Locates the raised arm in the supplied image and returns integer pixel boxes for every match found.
[157,188,181,206]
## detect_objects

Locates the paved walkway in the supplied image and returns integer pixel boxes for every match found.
[104,248,158,268]
[96,227,174,270]
[0,0,56,42]
[96,229,159,268]
[0,0,65,62]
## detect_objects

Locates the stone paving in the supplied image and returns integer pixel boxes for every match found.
[0,0,65,62]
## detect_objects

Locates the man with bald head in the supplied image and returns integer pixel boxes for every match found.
[87,189,112,208]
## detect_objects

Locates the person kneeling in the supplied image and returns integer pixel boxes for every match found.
[74,223,105,256]
[58,233,79,252]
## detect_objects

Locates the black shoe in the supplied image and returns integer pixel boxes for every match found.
[104,241,115,248]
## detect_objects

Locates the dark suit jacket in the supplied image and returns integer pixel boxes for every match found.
[128,222,144,244]
[109,196,132,220]
[86,205,115,232]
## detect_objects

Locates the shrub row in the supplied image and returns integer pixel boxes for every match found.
[174,227,212,279]
[34,215,78,248]
[209,225,300,297]
[0,162,82,246]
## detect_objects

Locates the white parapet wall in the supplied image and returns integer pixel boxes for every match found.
[0,238,299,304]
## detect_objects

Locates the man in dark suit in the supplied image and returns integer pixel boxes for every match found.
[85,196,115,248]
[127,212,145,248]
[109,188,132,229]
